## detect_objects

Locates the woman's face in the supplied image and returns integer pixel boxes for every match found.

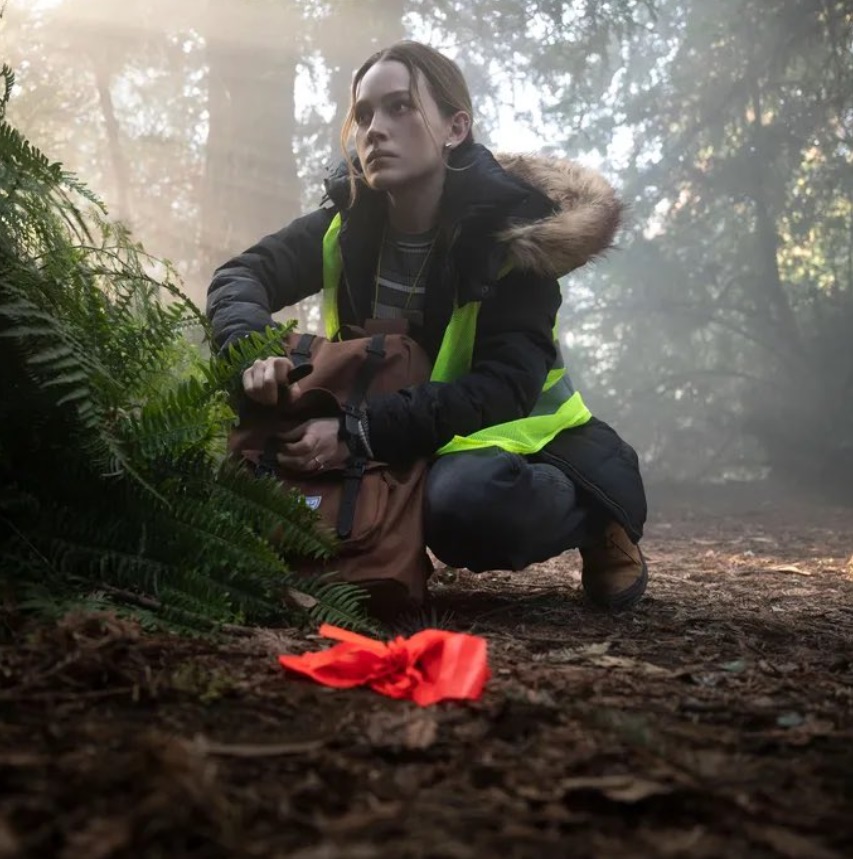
[353,60,453,194]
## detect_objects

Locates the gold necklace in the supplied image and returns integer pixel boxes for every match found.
[373,225,436,317]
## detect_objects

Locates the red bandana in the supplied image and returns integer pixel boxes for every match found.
[278,624,490,706]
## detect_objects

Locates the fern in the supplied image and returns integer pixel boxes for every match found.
[0,78,373,634]
[304,577,380,634]
[211,460,335,559]
[203,324,295,393]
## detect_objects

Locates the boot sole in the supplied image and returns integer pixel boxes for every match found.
[583,548,649,611]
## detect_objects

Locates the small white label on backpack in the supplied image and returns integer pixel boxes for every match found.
[303,496,322,510]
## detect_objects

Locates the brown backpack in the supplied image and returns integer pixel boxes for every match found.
[228,332,434,617]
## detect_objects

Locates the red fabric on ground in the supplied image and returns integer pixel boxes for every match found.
[278,624,489,705]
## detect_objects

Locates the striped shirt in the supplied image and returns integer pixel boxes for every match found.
[372,226,436,327]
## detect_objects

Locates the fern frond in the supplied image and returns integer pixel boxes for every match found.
[212,459,336,559]
[303,577,378,633]
[117,377,228,465]
[202,324,295,392]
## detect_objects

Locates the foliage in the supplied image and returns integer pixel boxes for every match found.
[544,0,853,492]
[0,66,374,633]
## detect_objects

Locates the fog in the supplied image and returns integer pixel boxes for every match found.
[4,0,852,497]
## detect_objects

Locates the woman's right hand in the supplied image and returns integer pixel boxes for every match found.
[242,356,301,406]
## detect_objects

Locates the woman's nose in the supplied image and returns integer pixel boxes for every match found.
[367,112,388,140]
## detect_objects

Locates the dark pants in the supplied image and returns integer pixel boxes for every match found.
[424,449,597,573]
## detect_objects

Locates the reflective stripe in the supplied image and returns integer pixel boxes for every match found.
[431,303,590,456]
[437,391,591,456]
[322,212,343,340]
[430,301,480,382]
[531,370,575,417]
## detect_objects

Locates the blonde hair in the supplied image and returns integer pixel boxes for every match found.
[339,41,475,205]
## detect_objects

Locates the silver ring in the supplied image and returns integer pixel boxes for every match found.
[313,456,324,471]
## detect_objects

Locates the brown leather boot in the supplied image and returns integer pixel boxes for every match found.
[580,521,648,610]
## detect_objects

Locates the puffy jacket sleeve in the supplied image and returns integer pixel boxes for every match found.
[365,267,560,463]
[206,207,336,350]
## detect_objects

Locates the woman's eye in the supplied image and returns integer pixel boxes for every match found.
[391,99,411,114]
[355,109,371,127]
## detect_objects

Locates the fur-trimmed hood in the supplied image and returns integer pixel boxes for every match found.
[323,143,623,281]
[493,152,623,279]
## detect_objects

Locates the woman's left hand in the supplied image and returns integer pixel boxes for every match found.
[276,418,348,474]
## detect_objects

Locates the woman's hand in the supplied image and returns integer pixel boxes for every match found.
[276,418,348,473]
[242,356,302,406]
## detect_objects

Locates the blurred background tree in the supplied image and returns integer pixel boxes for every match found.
[4,0,851,497]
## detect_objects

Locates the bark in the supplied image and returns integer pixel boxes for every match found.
[199,2,302,282]
[321,0,406,156]
[746,78,803,358]
[93,61,131,224]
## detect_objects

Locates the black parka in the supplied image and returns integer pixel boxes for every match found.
[206,142,647,539]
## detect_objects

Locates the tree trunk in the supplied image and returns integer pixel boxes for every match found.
[321,0,406,156]
[746,73,802,357]
[92,61,131,224]
[199,1,302,290]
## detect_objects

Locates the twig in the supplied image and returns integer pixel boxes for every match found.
[194,736,327,758]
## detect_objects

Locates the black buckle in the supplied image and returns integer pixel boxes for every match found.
[342,403,363,438]
[343,457,367,480]
[254,439,279,478]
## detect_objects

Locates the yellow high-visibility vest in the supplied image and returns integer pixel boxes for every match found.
[322,212,591,456]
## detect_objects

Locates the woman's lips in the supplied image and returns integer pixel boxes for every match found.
[367,151,394,165]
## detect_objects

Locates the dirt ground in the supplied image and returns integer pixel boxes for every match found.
[1,486,852,859]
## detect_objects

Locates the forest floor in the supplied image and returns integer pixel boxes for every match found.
[2,485,852,859]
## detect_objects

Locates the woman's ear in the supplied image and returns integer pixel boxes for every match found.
[445,110,472,149]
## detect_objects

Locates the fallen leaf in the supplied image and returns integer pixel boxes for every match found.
[538,644,670,676]
[283,588,318,609]
[404,712,438,750]
[561,775,673,803]
[721,659,747,673]
[768,565,811,576]
[538,641,611,663]
[690,672,721,687]
[776,712,805,728]
[366,710,440,751]
[581,641,612,657]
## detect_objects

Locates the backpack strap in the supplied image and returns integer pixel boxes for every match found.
[341,334,386,446]
[287,332,316,383]
[289,333,315,364]
[337,334,386,539]
[254,437,279,479]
